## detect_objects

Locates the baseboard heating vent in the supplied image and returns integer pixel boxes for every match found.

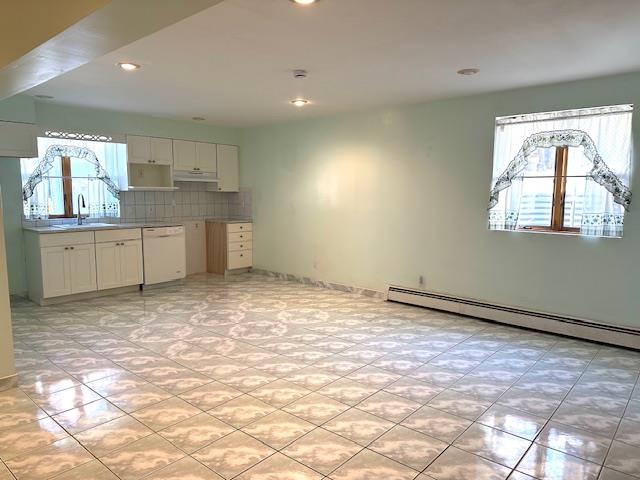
[387,286,640,350]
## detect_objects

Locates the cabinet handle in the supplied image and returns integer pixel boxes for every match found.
[70,246,74,250]
[64,247,69,250]
[240,254,243,257]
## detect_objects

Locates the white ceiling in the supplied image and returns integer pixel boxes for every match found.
[27,0,640,127]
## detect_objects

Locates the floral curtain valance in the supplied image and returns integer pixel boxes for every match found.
[488,129,632,211]
[22,144,121,202]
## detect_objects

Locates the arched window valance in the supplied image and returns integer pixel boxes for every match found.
[488,129,631,211]
[22,144,121,202]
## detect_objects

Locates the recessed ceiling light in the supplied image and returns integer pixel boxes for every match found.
[290,0,318,4]
[457,68,480,76]
[192,116,205,121]
[118,62,141,71]
[34,94,54,100]
[290,98,309,107]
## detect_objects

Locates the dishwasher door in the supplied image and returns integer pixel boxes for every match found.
[143,226,186,285]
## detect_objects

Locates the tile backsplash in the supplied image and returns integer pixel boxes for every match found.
[22,182,252,227]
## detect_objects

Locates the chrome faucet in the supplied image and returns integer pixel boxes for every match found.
[77,194,86,225]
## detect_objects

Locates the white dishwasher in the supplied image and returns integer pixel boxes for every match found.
[143,226,186,285]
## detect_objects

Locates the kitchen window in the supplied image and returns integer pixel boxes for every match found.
[21,134,127,219]
[488,105,633,237]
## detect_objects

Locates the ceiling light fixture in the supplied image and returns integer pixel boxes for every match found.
[34,94,54,100]
[457,68,480,76]
[293,69,308,79]
[291,98,309,107]
[290,0,318,5]
[118,62,141,71]
[192,116,205,121]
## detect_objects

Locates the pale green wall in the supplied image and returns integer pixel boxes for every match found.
[0,96,241,295]
[240,71,640,329]
[34,102,240,144]
[0,159,26,295]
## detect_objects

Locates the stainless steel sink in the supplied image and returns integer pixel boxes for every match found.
[52,223,113,230]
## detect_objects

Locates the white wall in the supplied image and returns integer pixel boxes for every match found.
[240,71,640,329]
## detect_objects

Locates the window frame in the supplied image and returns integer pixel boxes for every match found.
[48,156,75,219]
[517,146,583,234]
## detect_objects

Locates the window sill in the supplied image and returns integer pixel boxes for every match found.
[489,227,621,239]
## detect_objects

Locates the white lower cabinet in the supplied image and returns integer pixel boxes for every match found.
[25,228,142,305]
[40,243,96,298]
[68,244,98,294]
[120,240,144,286]
[185,221,206,275]
[95,230,143,290]
[95,242,121,290]
[41,246,72,298]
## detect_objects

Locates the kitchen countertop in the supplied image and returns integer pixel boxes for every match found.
[23,222,185,234]
[23,218,252,234]
[205,218,252,224]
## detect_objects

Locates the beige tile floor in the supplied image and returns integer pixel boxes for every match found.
[1,272,639,479]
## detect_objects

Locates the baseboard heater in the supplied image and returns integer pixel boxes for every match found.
[387,286,640,350]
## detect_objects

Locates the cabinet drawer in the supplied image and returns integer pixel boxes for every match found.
[228,241,252,252]
[227,250,252,269]
[227,223,252,233]
[39,231,95,248]
[228,231,252,243]
[95,228,141,243]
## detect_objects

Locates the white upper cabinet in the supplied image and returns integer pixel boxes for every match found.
[173,140,217,174]
[0,121,37,158]
[173,140,197,171]
[127,135,174,165]
[196,142,217,173]
[216,144,239,192]
[127,135,151,164]
[150,138,173,165]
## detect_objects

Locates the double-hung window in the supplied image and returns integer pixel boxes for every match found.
[488,105,633,237]
[21,133,127,219]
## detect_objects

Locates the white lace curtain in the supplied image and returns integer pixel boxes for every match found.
[488,105,633,237]
[21,136,127,219]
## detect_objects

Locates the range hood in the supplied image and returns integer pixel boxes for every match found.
[173,170,218,182]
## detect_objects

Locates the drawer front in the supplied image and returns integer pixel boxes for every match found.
[227,241,252,252]
[227,250,252,269]
[95,228,142,243]
[227,223,252,233]
[228,231,252,243]
[39,231,95,248]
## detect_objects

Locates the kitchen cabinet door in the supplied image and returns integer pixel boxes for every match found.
[173,140,197,171]
[120,239,144,286]
[185,221,206,274]
[41,247,71,298]
[69,244,97,294]
[150,137,173,165]
[196,142,217,173]
[96,242,121,290]
[216,144,239,192]
[127,135,151,164]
